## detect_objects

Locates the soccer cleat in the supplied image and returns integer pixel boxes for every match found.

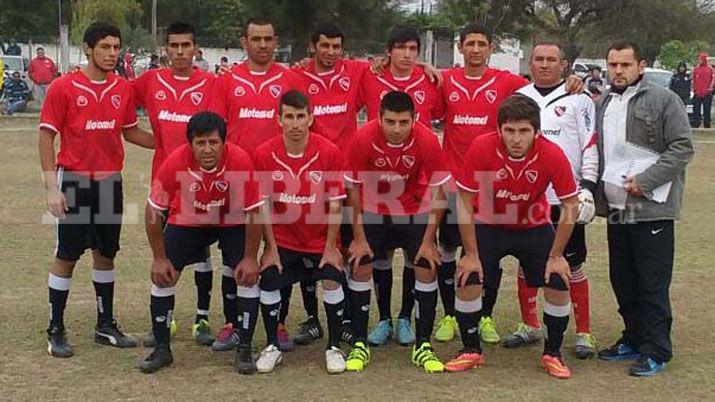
[212,323,240,351]
[629,356,666,377]
[345,341,371,372]
[435,315,458,343]
[235,344,256,375]
[598,341,640,361]
[411,342,444,373]
[503,323,542,349]
[325,346,346,374]
[367,319,393,346]
[95,319,137,348]
[541,354,572,379]
[191,319,215,346]
[395,318,415,346]
[479,316,500,344]
[574,333,597,359]
[139,345,173,373]
[293,317,324,345]
[47,326,74,358]
[444,349,484,372]
[340,324,356,345]
[277,324,295,352]
[256,344,283,373]
[142,318,177,348]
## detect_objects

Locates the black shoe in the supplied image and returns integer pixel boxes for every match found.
[47,326,74,358]
[235,344,256,375]
[294,317,323,345]
[139,345,174,373]
[340,323,356,345]
[95,319,137,348]
[598,341,639,361]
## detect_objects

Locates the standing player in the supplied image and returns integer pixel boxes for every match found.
[506,43,598,358]
[39,22,153,357]
[344,91,449,373]
[450,94,579,378]
[249,90,349,374]
[134,22,220,349]
[139,112,264,373]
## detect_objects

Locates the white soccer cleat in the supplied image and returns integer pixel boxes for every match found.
[256,344,283,373]
[325,346,346,374]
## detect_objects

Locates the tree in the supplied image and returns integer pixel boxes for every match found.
[659,40,691,70]
[433,0,532,39]
[70,0,144,45]
[0,0,58,42]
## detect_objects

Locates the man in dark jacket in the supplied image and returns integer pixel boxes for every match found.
[1,71,30,115]
[669,61,691,103]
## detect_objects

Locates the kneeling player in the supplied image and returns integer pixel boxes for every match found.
[450,95,579,378]
[139,112,263,373]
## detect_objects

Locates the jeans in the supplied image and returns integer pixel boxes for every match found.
[3,100,27,115]
[35,84,49,106]
[692,93,712,127]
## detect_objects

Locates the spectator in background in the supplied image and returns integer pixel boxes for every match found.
[148,54,160,70]
[123,51,136,81]
[669,61,691,104]
[691,52,714,128]
[159,55,170,68]
[194,49,210,71]
[585,66,605,93]
[1,71,30,115]
[29,47,57,106]
[2,39,22,56]
[215,56,229,74]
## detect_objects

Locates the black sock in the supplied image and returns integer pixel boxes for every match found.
[194,267,212,323]
[414,280,438,345]
[236,286,260,347]
[373,268,393,321]
[341,283,352,326]
[482,285,499,318]
[279,285,292,325]
[455,297,482,352]
[300,279,319,319]
[150,289,175,346]
[348,280,371,341]
[260,290,281,347]
[543,304,570,356]
[398,264,416,319]
[92,269,115,325]
[323,287,346,348]
[222,269,237,326]
[48,274,71,330]
[438,260,457,317]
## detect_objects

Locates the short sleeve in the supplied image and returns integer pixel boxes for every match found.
[122,87,138,128]
[421,131,450,187]
[148,160,176,211]
[132,73,149,108]
[549,146,578,199]
[238,157,263,211]
[208,75,230,120]
[343,136,365,185]
[325,147,347,201]
[507,72,530,94]
[38,80,65,134]
[455,142,483,194]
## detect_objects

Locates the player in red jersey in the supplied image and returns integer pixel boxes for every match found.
[446,95,578,379]
[245,90,349,374]
[139,112,264,373]
[39,22,153,358]
[210,17,305,150]
[134,22,222,350]
[343,91,450,373]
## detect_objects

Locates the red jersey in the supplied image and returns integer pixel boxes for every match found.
[455,132,577,230]
[359,67,443,127]
[149,143,263,227]
[210,62,305,150]
[134,67,215,178]
[39,71,138,178]
[344,120,450,216]
[293,59,369,149]
[254,134,346,253]
[441,68,528,172]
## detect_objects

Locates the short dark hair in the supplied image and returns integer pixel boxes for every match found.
[83,22,121,48]
[386,26,420,52]
[531,42,566,61]
[311,23,345,46]
[607,41,643,62]
[497,94,541,131]
[36,47,44,52]
[220,56,228,62]
[459,22,492,44]
[244,17,275,37]
[186,112,227,143]
[279,90,310,114]
[380,91,415,117]
[166,22,196,43]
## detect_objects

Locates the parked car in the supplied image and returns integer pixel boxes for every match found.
[1,55,30,85]
[644,67,694,116]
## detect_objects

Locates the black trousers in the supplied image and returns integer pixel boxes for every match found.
[607,213,674,363]
[692,94,712,127]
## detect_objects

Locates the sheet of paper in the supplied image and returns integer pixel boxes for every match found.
[602,142,672,204]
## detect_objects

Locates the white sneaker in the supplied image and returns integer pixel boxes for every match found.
[256,344,282,373]
[325,346,346,374]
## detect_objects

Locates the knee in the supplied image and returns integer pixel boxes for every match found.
[322,279,341,291]
[351,265,372,282]
[544,288,570,306]
[456,284,481,301]
[414,266,436,284]
[91,250,114,270]
[52,259,76,278]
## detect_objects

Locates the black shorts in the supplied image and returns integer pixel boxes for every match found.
[163,224,245,271]
[438,192,461,249]
[362,212,429,269]
[55,169,123,261]
[259,247,347,291]
[550,205,587,268]
[476,224,568,291]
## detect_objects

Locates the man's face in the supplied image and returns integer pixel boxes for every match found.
[312,35,343,70]
[380,110,414,144]
[458,33,492,69]
[388,40,419,71]
[166,33,196,70]
[191,131,224,171]
[37,49,45,58]
[499,119,537,159]
[279,104,313,143]
[86,36,121,72]
[12,73,20,82]
[241,23,277,66]
[606,48,646,90]
[591,69,601,78]
[530,45,565,86]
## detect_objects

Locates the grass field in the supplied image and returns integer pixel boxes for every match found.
[0,116,713,401]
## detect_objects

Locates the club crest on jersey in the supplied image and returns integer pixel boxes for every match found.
[525,169,538,184]
[555,106,566,117]
[309,170,323,185]
[413,90,425,105]
[155,90,166,101]
[189,182,202,192]
[402,155,416,168]
[308,83,320,95]
[234,86,246,97]
[269,85,282,99]
[77,95,88,107]
[111,95,121,109]
[485,90,497,104]
[339,76,350,91]
[449,91,460,102]
[272,171,284,181]
[496,168,508,180]
[190,92,203,106]
[213,180,228,192]
[375,157,387,168]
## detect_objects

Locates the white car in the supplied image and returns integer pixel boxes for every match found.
[644,67,693,115]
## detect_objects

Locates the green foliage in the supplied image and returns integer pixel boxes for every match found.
[70,0,143,45]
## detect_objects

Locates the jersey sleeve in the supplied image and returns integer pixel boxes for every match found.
[549,146,578,199]
[325,146,347,201]
[132,72,149,108]
[122,86,139,128]
[577,95,599,185]
[422,131,451,187]
[39,80,66,134]
[507,71,530,94]
[238,156,264,211]
[148,159,176,211]
[455,142,483,194]
[343,135,366,185]
[208,75,230,120]
[430,84,446,120]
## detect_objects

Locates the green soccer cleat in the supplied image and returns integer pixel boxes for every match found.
[412,342,444,373]
[435,315,458,342]
[191,319,215,346]
[574,332,597,359]
[479,316,500,344]
[345,341,371,372]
